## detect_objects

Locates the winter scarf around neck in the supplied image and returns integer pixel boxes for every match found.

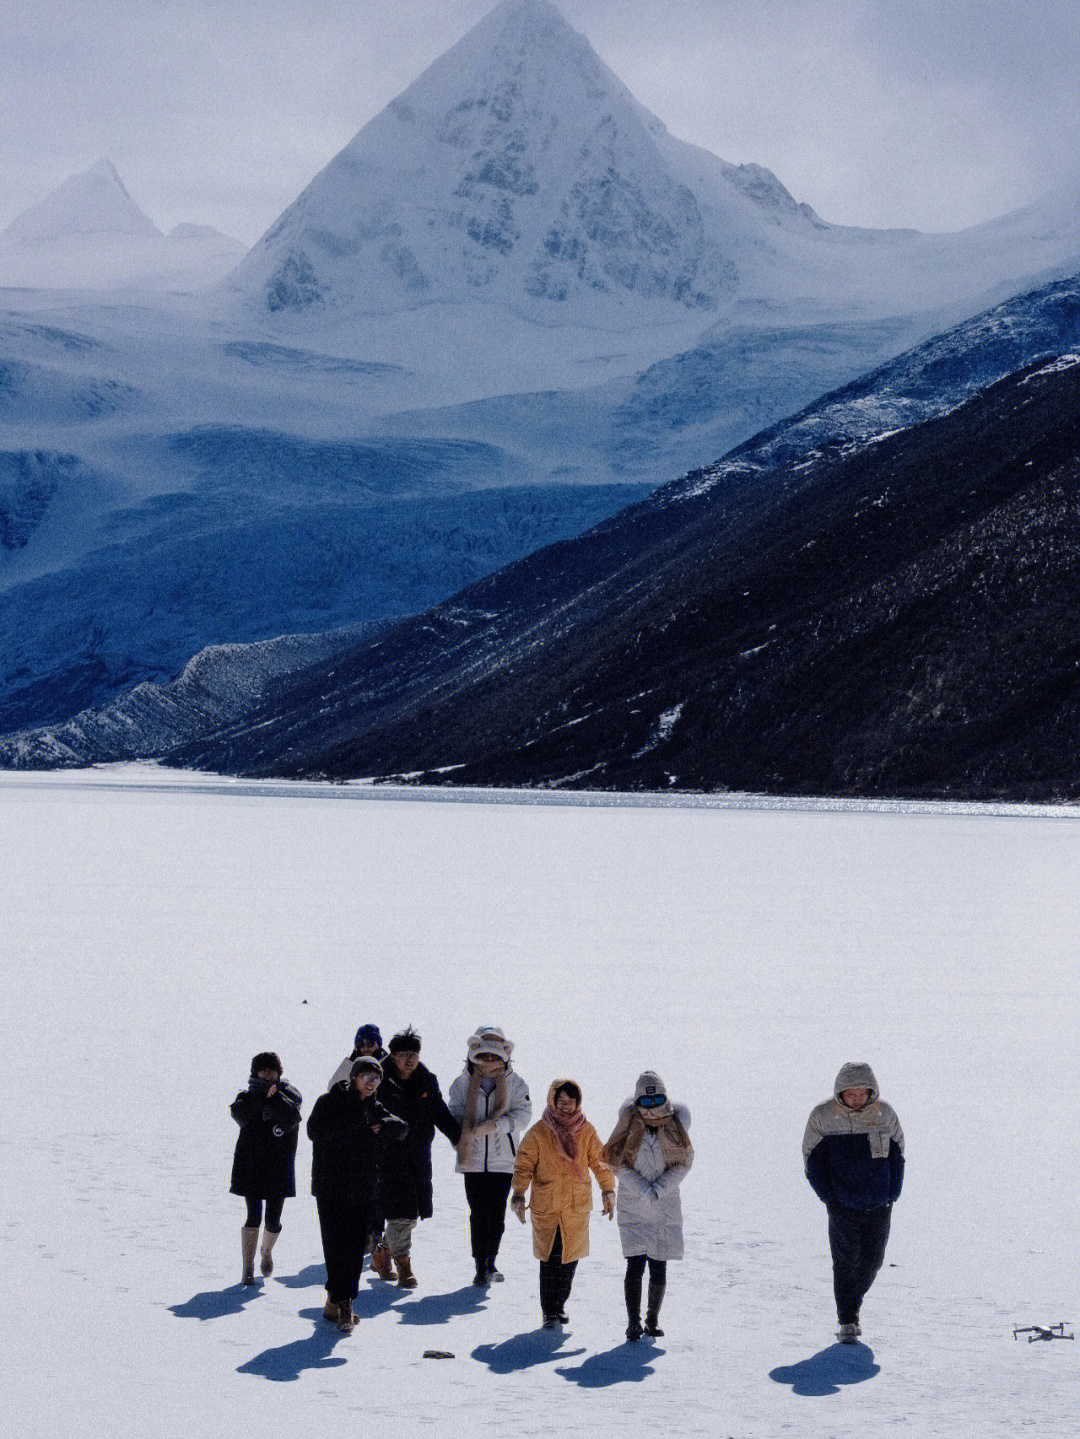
[603,1105,693,1171]
[542,1103,587,1162]
[456,1062,509,1163]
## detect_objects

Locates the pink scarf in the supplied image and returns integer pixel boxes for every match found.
[542,1104,586,1162]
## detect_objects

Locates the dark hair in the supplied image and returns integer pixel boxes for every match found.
[388,1027,421,1054]
[250,1051,283,1077]
[552,1081,581,1106]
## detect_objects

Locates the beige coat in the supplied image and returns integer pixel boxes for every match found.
[512,1087,614,1263]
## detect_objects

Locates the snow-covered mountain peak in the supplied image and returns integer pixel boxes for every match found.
[86,157,127,189]
[3,159,161,245]
[229,0,741,325]
[0,163,246,290]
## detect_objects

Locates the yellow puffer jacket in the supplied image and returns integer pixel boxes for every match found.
[511,1082,615,1263]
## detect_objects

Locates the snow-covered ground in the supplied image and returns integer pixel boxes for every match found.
[2,771,1077,1436]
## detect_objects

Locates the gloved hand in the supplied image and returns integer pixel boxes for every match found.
[470,1120,498,1138]
[602,1190,616,1219]
[510,1194,527,1224]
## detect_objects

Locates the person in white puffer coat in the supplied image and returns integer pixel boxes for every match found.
[447,1026,532,1286]
[602,1070,693,1341]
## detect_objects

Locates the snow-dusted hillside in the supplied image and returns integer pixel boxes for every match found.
[3,774,1077,1436]
[0,160,245,291]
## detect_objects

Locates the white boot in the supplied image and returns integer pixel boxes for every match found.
[241,1226,260,1285]
[260,1228,279,1277]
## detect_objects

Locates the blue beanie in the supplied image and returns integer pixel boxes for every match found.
[354,1024,382,1049]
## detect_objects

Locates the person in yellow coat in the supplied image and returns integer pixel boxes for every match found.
[511,1078,615,1328]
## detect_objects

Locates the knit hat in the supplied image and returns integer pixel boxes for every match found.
[250,1051,283,1077]
[350,1055,383,1080]
[467,1026,512,1065]
[354,1024,382,1050]
[634,1070,667,1104]
[388,1027,421,1055]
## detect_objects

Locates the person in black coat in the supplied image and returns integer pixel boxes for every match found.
[230,1051,302,1285]
[307,1055,407,1332]
[371,1028,461,1289]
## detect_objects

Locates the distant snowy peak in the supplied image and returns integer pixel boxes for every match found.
[3,159,161,245]
[231,0,784,322]
[0,163,246,291]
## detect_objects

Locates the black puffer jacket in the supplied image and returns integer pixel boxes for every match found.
[230,1077,303,1198]
[307,1083,407,1206]
[378,1061,461,1220]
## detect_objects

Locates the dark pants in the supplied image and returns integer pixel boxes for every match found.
[539,1227,578,1318]
[316,1196,373,1303]
[625,1255,667,1321]
[243,1195,285,1231]
[464,1172,513,1261]
[828,1204,891,1324]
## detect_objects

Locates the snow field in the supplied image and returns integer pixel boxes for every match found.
[2,774,1078,1436]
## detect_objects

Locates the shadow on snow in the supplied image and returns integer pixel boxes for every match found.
[394,1283,489,1326]
[769,1343,880,1396]
[472,1327,586,1374]
[556,1339,665,1387]
[169,1282,265,1321]
[274,1262,327,1290]
[237,1308,350,1383]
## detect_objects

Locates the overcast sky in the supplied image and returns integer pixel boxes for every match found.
[3,0,1078,243]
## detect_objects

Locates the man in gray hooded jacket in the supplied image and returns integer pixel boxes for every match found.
[802,1062,904,1342]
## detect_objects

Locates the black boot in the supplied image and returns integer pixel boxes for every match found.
[644,1280,665,1337]
[486,1255,504,1283]
[624,1264,644,1340]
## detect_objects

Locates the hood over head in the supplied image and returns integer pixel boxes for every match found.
[547,1077,583,1109]
[833,1062,879,1103]
[467,1025,513,1064]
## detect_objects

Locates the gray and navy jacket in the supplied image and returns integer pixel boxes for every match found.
[802,1063,904,1212]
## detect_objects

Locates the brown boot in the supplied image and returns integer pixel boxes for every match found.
[260,1228,279,1277]
[241,1226,259,1285]
[336,1297,354,1332]
[323,1295,340,1323]
[394,1254,418,1289]
[369,1245,394,1281]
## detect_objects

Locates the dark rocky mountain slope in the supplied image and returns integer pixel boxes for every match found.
[160,353,1080,800]
[7,272,1080,796]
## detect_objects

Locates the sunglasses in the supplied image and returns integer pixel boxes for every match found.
[637,1093,667,1109]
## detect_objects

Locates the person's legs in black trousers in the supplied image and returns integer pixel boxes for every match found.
[464,1172,513,1281]
[538,1227,577,1325]
[317,1198,371,1329]
[828,1205,891,1327]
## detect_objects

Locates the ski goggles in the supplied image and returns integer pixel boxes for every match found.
[636,1093,668,1109]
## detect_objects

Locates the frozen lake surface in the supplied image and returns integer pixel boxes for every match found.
[2,769,1077,1436]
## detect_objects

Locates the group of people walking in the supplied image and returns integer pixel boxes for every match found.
[231,1030,903,1345]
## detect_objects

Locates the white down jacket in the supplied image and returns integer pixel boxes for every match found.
[447,1068,532,1175]
[614,1101,692,1261]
